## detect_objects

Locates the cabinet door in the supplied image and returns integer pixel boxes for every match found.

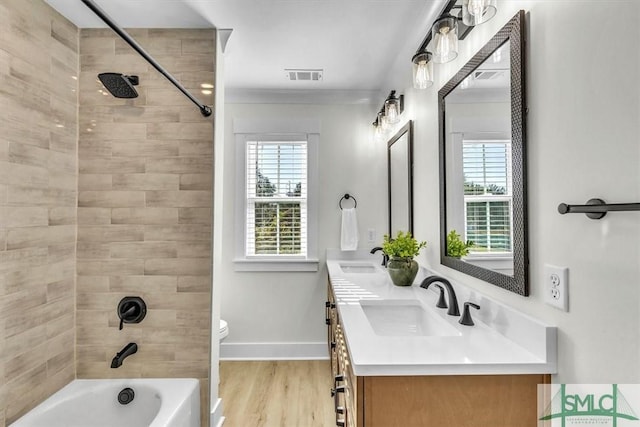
[326,284,333,354]
[334,322,349,426]
[327,284,338,378]
[329,280,365,426]
[343,359,360,427]
[363,374,549,427]
[336,322,363,427]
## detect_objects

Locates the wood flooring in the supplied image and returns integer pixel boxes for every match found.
[219,360,335,427]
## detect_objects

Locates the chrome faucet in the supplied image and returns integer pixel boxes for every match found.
[370,246,389,267]
[420,276,460,316]
[111,342,138,368]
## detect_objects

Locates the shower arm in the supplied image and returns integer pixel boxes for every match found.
[80,0,213,117]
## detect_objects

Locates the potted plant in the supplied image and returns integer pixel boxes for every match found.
[382,231,427,286]
[447,230,474,259]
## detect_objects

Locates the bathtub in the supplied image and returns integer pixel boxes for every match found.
[10,378,200,427]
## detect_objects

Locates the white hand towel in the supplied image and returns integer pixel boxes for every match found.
[340,208,359,251]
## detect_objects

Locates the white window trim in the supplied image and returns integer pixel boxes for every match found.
[233,118,319,272]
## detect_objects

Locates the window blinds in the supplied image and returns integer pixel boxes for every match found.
[246,141,308,256]
[462,140,512,253]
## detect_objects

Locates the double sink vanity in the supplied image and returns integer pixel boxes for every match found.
[325,251,556,427]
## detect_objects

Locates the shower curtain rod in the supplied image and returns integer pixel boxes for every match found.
[80,0,213,117]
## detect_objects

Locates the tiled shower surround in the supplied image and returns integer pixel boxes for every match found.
[76,28,214,425]
[0,0,78,423]
[0,0,215,425]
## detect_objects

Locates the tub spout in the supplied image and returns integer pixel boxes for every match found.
[111,342,138,368]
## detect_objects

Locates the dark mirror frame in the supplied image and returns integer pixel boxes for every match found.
[388,120,414,237]
[438,11,528,295]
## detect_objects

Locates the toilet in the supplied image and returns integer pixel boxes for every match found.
[219,319,229,341]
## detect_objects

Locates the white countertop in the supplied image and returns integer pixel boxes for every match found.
[326,252,557,376]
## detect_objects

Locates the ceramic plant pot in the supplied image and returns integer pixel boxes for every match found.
[387,257,419,287]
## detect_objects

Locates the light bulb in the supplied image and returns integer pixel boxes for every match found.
[386,105,398,124]
[384,94,401,125]
[374,123,384,140]
[434,29,457,63]
[378,111,388,132]
[415,62,431,88]
[432,16,458,63]
[435,28,450,56]
[412,51,433,89]
[462,0,497,26]
[467,0,485,17]
[381,115,390,131]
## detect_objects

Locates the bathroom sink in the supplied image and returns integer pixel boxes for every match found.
[359,300,461,337]
[339,262,378,274]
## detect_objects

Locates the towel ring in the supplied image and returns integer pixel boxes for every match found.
[339,193,357,210]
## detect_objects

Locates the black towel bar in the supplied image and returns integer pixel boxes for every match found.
[558,198,640,220]
[339,193,357,210]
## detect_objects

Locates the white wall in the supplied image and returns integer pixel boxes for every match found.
[219,103,389,357]
[392,1,639,383]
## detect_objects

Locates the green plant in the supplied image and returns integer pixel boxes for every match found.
[382,231,427,258]
[447,230,474,258]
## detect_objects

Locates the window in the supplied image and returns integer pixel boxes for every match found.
[462,140,512,254]
[233,118,319,272]
[246,140,307,256]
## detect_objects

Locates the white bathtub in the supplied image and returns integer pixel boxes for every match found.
[10,378,200,427]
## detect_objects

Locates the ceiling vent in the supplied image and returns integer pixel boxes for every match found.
[472,70,504,80]
[285,69,323,82]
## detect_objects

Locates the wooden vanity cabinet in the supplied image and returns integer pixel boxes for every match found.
[327,285,364,427]
[326,282,550,427]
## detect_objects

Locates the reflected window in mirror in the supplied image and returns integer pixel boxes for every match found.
[445,41,513,275]
[439,11,527,295]
[388,121,413,237]
[463,139,513,254]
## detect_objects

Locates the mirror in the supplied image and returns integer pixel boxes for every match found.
[388,121,414,237]
[438,11,528,295]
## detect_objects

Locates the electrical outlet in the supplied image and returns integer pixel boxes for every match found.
[367,228,376,243]
[544,264,569,311]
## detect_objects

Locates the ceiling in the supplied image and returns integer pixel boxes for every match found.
[447,41,510,104]
[44,0,446,102]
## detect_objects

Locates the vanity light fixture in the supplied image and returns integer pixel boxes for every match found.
[373,116,385,140]
[412,50,434,89]
[377,110,389,132]
[432,14,459,64]
[372,91,404,137]
[411,0,498,89]
[462,0,497,27]
[384,92,402,124]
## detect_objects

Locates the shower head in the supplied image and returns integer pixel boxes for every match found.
[98,73,139,98]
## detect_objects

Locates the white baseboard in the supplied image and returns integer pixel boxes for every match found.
[220,342,329,360]
[210,398,224,427]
